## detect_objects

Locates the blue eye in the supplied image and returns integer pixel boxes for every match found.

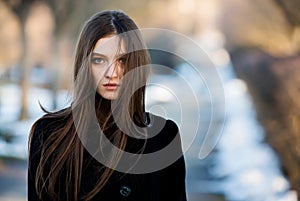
[92,57,104,64]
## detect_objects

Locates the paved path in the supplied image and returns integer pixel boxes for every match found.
[0,159,27,201]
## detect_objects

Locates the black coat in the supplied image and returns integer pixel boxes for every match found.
[28,112,187,201]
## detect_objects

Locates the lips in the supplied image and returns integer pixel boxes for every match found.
[103,83,119,90]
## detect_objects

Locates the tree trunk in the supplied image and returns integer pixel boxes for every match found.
[229,47,300,194]
[19,15,30,120]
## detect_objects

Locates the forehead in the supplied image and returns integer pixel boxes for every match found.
[93,34,126,55]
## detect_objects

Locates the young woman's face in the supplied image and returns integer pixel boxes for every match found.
[92,34,126,100]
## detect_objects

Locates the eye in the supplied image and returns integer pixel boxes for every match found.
[118,57,126,65]
[92,57,105,65]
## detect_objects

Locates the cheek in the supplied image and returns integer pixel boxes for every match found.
[92,67,105,83]
[119,67,125,77]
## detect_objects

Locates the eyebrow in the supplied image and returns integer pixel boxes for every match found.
[91,52,107,58]
[92,52,127,58]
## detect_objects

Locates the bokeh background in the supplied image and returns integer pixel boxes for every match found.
[0,0,299,201]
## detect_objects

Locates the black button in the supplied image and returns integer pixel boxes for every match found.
[120,185,131,197]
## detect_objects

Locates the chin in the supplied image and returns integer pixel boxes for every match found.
[100,93,119,100]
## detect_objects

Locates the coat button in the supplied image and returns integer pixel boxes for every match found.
[120,185,131,197]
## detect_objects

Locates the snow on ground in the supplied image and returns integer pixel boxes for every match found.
[0,84,70,159]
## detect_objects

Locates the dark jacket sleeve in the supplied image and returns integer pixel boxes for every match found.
[28,119,45,201]
[160,119,187,201]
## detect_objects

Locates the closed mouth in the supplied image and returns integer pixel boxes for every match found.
[103,83,120,91]
[103,83,119,87]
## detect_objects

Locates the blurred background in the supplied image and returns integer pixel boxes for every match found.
[0,0,299,201]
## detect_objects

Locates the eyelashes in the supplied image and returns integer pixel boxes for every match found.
[91,56,127,67]
[118,57,126,64]
[91,57,105,64]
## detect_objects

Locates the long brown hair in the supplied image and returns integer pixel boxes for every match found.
[28,10,151,201]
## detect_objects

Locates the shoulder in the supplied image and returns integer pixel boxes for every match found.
[30,107,71,142]
[147,113,179,136]
[144,113,180,151]
[29,107,71,163]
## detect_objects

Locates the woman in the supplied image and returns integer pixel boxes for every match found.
[28,10,187,201]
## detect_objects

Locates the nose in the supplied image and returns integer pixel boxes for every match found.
[105,62,119,78]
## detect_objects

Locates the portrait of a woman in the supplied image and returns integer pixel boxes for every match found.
[28,10,186,201]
